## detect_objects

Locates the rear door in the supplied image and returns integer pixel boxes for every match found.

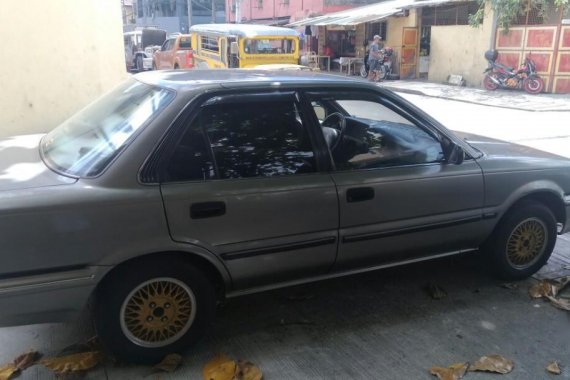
[307,91,485,271]
[158,91,338,289]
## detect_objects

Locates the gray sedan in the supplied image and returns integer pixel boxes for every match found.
[1,70,569,362]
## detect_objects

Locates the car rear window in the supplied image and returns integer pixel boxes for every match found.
[179,36,191,49]
[41,78,174,178]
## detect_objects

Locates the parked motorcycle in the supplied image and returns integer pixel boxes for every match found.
[360,47,394,81]
[483,50,544,94]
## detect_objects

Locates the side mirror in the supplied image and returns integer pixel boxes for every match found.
[447,144,464,165]
[230,41,239,55]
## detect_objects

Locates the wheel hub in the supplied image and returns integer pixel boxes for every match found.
[506,218,547,269]
[120,278,197,348]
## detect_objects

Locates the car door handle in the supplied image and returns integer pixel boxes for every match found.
[346,187,375,203]
[190,201,226,219]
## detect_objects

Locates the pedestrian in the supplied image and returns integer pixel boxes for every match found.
[367,35,382,81]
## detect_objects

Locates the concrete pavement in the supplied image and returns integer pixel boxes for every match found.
[379,80,570,112]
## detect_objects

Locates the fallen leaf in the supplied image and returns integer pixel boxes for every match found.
[13,350,40,371]
[203,354,237,380]
[0,363,16,380]
[546,361,561,375]
[529,281,554,298]
[469,355,514,374]
[546,295,570,311]
[429,363,468,380]
[58,336,101,357]
[425,283,447,300]
[235,360,262,380]
[153,353,182,373]
[40,351,101,374]
[501,283,519,290]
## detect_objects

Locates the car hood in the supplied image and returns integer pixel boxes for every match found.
[455,131,569,162]
[0,134,76,192]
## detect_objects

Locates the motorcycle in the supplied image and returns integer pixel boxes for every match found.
[483,50,544,94]
[360,47,394,81]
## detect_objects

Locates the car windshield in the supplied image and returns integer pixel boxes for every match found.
[41,79,174,177]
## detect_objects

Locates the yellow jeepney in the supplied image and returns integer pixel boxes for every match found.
[189,24,300,69]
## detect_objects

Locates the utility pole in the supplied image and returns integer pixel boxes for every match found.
[187,0,193,30]
[235,0,242,23]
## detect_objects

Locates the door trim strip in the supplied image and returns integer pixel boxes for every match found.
[343,215,486,244]
[221,236,337,261]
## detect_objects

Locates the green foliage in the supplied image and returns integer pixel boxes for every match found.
[469,0,569,30]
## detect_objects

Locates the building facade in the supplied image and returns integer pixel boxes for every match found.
[133,0,226,34]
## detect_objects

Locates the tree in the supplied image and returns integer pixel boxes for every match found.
[469,0,569,30]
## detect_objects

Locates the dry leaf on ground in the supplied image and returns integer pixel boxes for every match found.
[425,283,447,300]
[0,363,17,380]
[13,350,40,371]
[529,281,554,298]
[429,362,468,380]
[40,351,101,374]
[546,361,561,375]
[235,360,262,380]
[469,355,513,374]
[203,354,237,380]
[153,353,182,373]
[530,276,570,311]
[501,283,519,290]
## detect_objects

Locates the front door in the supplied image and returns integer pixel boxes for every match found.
[401,27,418,79]
[307,91,485,271]
[159,91,338,289]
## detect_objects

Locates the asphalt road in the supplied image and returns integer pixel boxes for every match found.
[1,91,569,379]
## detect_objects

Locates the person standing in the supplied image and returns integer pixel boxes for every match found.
[367,35,383,81]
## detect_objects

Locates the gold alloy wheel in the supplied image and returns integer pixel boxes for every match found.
[120,277,196,348]
[506,217,547,269]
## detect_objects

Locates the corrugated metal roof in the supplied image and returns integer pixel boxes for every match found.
[287,0,463,26]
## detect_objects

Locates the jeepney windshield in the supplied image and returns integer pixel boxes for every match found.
[243,38,295,54]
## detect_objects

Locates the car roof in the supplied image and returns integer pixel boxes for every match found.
[189,23,299,38]
[134,69,365,91]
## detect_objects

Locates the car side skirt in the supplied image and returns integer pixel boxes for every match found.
[226,248,477,298]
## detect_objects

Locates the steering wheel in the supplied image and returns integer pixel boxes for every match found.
[322,112,346,150]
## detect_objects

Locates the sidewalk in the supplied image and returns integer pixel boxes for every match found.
[377,80,570,112]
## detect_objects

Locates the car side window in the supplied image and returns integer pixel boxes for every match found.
[314,97,444,170]
[203,100,316,179]
[164,98,316,182]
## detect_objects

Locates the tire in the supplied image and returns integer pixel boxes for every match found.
[523,76,544,94]
[483,75,499,90]
[94,256,216,363]
[359,64,368,78]
[483,200,557,280]
[377,66,387,81]
[174,63,180,70]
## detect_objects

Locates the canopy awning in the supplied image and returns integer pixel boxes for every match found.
[287,0,463,26]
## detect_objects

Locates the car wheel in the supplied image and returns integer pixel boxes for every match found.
[484,200,557,280]
[94,256,216,363]
[174,63,180,70]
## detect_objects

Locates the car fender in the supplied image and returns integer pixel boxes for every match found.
[94,241,233,290]
[488,179,566,223]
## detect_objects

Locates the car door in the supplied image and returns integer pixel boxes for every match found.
[307,90,485,271]
[163,38,175,68]
[158,91,338,289]
[156,39,169,69]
